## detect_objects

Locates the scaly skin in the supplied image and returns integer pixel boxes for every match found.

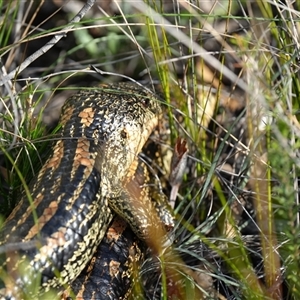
[63,157,174,300]
[0,83,163,299]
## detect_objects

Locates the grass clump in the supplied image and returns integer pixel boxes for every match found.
[1,0,300,299]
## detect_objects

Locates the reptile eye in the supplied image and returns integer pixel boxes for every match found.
[141,97,150,107]
[121,128,128,139]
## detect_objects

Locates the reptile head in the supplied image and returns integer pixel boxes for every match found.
[61,82,161,194]
[97,83,161,182]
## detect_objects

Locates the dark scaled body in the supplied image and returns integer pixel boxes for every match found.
[0,83,163,299]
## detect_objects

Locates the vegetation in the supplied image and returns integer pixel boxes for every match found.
[0,0,300,299]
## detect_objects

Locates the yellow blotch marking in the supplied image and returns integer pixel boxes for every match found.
[107,217,127,242]
[50,176,62,194]
[44,140,64,171]
[33,228,68,266]
[24,200,59,240]
[4,198,24,223]
[60,105,75,126]
[78,107,95,127]
[109,260,120,277]
[126,159,139,181]
[48,228,67,247]
[71,138,94,178]
[13,192,44,230]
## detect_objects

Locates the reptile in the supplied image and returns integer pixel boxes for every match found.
[0,82,173,299]
[62,153,174,300]
[62,216,142,300]
[62,159,150,300]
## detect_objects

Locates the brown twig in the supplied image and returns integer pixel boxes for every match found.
[169,137,188,208]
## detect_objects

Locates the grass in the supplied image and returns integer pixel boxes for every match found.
[1,0,300,299]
